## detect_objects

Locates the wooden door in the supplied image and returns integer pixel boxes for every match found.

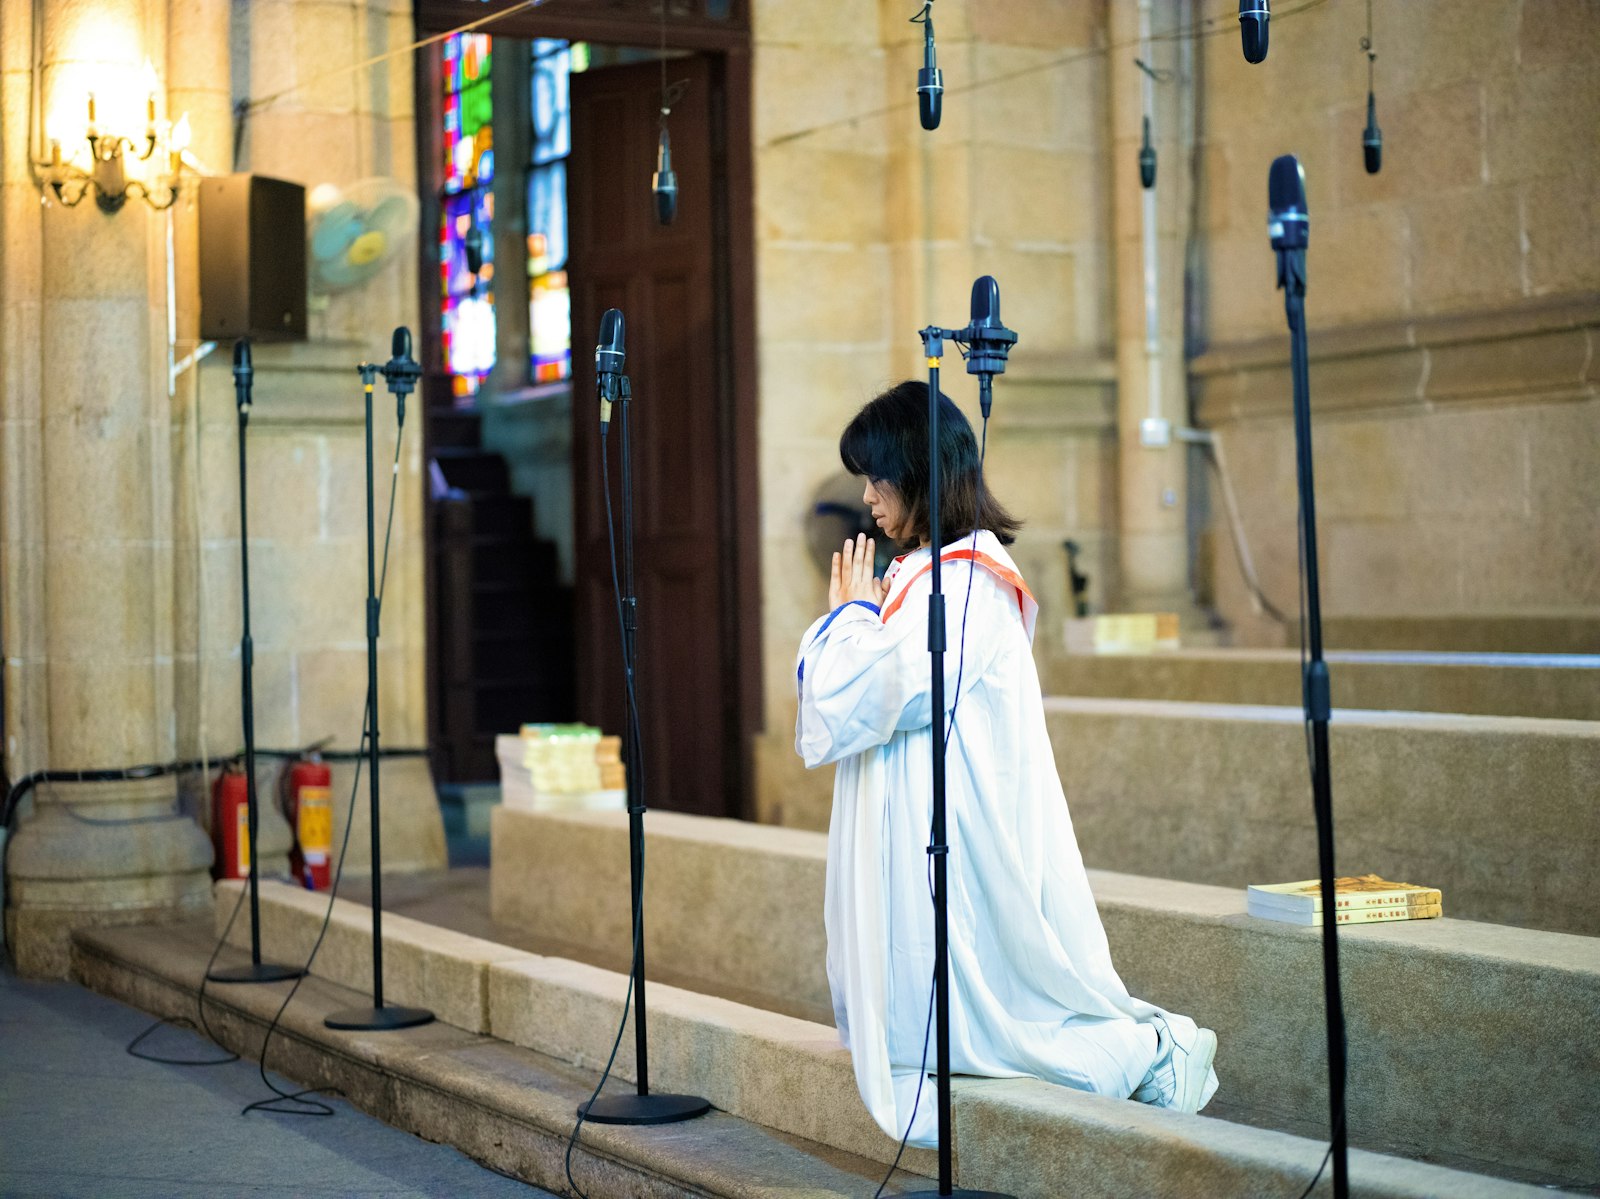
[569,55,738,817]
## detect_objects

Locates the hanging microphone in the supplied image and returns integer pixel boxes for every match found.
[596,308,626,430]
[1240,0,1270,63]
[380,326,421,426]
[1362,91,1383,174]
[1139,115,1157,189]
[465,222,485,275]
[963,275,1018,419]
[233,339,253,414]
[652,126,678,226]
[917,5,943,131]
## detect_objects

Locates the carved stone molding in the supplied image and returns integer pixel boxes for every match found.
[1190,293,1600,425]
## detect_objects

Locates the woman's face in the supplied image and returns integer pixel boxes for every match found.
[863,477,913,542]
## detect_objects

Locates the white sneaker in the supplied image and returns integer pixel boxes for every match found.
[1133,1016,1218,1114]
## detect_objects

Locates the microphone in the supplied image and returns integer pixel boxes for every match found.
[233,338,253,415]
[1239,0,1269,64]
[963,275,1018,419]
[917,4,943,131]
[1268,154,1308,300]
[380,326,421,426]
[1362,91,1383,174]
[1268,155,1308,252]
[595,308,626,430]
[1139,115,1157,189]
[652,126,678,226]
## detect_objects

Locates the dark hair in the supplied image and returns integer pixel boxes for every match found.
[839,380,1021,547]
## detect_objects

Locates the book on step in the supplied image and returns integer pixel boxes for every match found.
[1247,874,1442,926]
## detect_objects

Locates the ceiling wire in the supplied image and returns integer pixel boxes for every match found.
[765,0,1332,149]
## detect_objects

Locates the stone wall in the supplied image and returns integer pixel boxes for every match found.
[1,0,440,975]
[1189,0,1600,644]
[749,0,1118,829]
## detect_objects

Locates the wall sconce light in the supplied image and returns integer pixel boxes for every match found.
[39,62,192,213]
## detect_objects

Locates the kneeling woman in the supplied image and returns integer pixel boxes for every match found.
[795,381,1218,1147]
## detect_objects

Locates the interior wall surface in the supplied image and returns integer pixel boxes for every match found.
[1189,0,1599,646]
[749,1,1117,830]
[0,0,441,975]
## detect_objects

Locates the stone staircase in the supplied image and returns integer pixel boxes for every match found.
[70,878,1568,1197]
[63,639,1599,1195]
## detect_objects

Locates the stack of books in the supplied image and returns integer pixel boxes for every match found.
[1247,874,1443,926]
[496,723,626,813]
[1063,612,1180,654]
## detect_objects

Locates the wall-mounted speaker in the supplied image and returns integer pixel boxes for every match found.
[198,174,307,342]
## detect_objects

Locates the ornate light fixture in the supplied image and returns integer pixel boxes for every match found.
[39,62,192,213]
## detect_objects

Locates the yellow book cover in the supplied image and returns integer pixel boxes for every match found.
[1251,902,1443,928]
[1248,874,1442,915]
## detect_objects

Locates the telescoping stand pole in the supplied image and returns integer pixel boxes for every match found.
[580,311,708,1125]
[325,330,433,1033]
[209,339,304,985]
[1270,154,1348,1199]
[908,280,1015,1199]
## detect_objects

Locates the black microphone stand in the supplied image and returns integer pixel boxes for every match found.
[907,324,1011,1199]
[209,340,304,985]
[580,368,709,1126]
[1279,228,1349,1199]
[325,338,433,1033]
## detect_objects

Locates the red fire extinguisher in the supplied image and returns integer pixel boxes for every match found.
[211,761,251,881]
[281,748,333,890]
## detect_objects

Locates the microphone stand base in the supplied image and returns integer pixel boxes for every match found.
[323,1004,435,1032]
[578,1092,711,1126]
[206,961,304,985]
[902,1190,1016,1198]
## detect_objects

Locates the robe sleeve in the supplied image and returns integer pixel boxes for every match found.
[794,563,1008,768]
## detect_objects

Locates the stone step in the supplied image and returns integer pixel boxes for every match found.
[489,807,1600,1189]
[111,883,1557,1197]
[1043,647,1600,721]
[70,920,919,1199]
[1045,696,1600,935]
[1314,613,1600,655]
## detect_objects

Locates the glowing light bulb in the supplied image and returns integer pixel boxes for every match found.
[170,113,191,153]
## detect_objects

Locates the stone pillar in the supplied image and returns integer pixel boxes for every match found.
[1108,0,1192,612]
[3,0,212,977]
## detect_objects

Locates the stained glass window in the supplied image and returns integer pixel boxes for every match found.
[527,40,577,385]
[441,33,495,399]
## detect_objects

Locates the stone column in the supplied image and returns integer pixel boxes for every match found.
[1108,0,1193,612]
[3,0,212,978]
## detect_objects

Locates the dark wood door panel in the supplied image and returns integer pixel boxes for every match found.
[570,54,734,816]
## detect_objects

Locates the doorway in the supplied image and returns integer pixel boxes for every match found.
[414,4,760,818]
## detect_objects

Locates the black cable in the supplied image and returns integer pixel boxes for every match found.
[564,421,650,1199]
[873,411,989,1198]
[125,881,246,1066]
[240,412,405,1118]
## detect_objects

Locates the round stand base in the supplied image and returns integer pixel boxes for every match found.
[323,1004,435,1032]
[579,1092,711,1126]
[206,961,304,984]
[902,1190,1017,1198]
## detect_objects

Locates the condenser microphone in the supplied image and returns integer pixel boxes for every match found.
[1268,155,1308,252]
[1268,154,1309,300]
[964,275,1018,418]
[1139,116,1157,189]
[652,127,678,226]
[917,5,943,130]
[1363,92,1383,174]
[596,308,626,429]
[1239,0,1270,64]
[380,326,421,426]
[233,339,253,414]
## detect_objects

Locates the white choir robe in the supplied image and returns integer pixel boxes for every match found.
[795,531,1217,1147]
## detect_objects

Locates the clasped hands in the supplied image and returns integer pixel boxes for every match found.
[829,532,889,610]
